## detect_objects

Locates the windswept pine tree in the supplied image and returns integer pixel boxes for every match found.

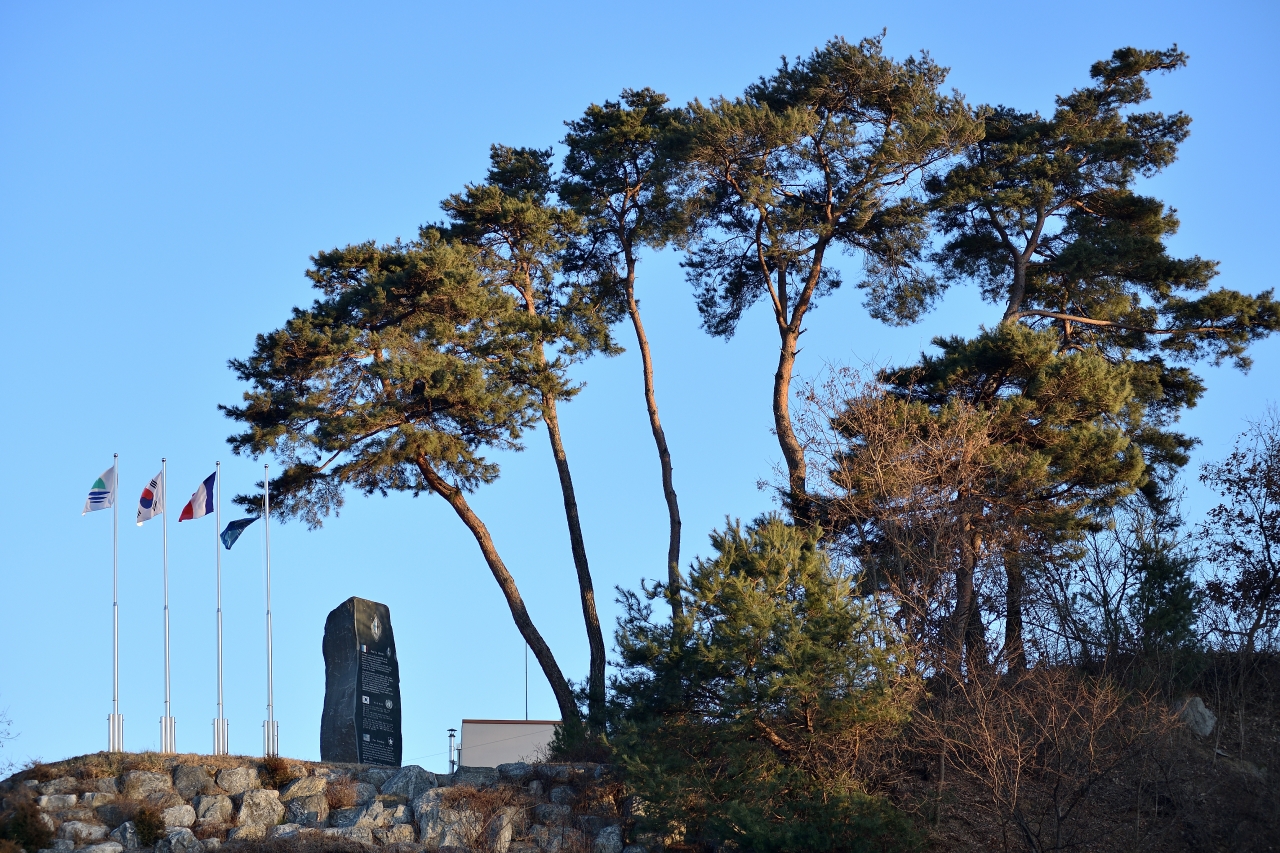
[680,35,982,519]
[560,89,689,617]
[442,144,618,732]
[221,231,584,727]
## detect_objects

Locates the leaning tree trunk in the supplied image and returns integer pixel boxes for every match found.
[624,265,683,618]
[417,458,580,726]
[773,326,809,521]
[539,393,607,731]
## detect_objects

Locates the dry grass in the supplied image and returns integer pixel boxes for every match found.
[324,776,358,810]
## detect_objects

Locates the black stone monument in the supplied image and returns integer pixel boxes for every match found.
[320,597,403,766]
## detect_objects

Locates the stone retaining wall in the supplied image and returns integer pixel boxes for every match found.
[1,756,644,853]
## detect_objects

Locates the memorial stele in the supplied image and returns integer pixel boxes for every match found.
[320,596,403,766]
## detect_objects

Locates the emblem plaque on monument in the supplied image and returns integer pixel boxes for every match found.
[320,597,403,765]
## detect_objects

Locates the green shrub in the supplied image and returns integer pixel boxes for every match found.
[611,515,920,852]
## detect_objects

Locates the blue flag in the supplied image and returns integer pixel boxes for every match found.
[220,517,259,550]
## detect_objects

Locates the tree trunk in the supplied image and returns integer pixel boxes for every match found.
[417,458,581,726]
[1004,554,1026,671]
[951,516,976,677]
[773,327,809,521]
[624,265,683,618]
[539,393,607,731]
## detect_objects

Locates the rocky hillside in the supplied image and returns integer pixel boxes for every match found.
[0,753,637,853]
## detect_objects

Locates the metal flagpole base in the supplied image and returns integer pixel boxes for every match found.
[212,719,230,756]
[262,720,278,757]
[160,716,177,753]
[108,714,124,752]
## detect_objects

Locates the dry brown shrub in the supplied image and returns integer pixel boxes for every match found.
[441,784,533,852]
[325,776,358,810]
[259,755,301,791]
[914,665,1170,852]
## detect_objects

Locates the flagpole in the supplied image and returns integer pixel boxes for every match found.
[109,453,122,752]
[262,465,277,757]
[161,457,175,753]
[214,461,227,755]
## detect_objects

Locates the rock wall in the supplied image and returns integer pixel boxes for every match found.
[1,756,644,853]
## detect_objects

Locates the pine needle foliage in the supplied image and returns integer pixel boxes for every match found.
[611,515,919,852]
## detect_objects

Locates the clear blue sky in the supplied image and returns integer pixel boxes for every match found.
[1,0,1276,772]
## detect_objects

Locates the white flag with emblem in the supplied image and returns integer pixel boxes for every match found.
[82,465,117,515]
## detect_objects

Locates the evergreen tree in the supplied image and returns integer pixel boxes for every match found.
[611,515,917,852]
[864,47,1278,669]
[560,88,689,618]
[442,144,617,731]
[680,35,981,519]
[221,230,583,725]
[879,325,1146,670]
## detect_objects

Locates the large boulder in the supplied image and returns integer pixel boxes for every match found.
[284,793,329,828]
[531,824,585,853]
[331,800,389,829]
[41,777,79,796]
[154,828,201,853]
[162,804,196,829]
[359,767,396,789]
[81,792,115,808]
[380,765,435,801]
[280,776,327,800]
[120,771,172,800]
[38,794,78,811]
[216,767,259,796]
[549,786,575,805]
[489,806,521,853]
[108,820,139,849]
[194,794,233,825]
[1175,696,1217,738]
[534,803,571,825]
[58,821,108,844]
[235,789,284,826]
[354,782,378,804]
[497,762,533,782]
[267,823,301,840]
[93,778,120,795]
[452,766,499,787]
[593,825,625,853]
[172,766,217,800]
[374,824,415,845]
[80,843,124,853]
[322,826,374,844]
[428,809,482,848]
[96,803,131,828]
[226,825,266,842]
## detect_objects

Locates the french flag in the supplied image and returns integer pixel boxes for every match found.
[179,471,217,522]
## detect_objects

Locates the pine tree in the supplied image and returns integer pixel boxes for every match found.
[862,47,1278,669]
[611,515,917,852]
[560,88,689,618]
[680,35,982,519]
[221,230,582,725]
[441,144,617,732]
